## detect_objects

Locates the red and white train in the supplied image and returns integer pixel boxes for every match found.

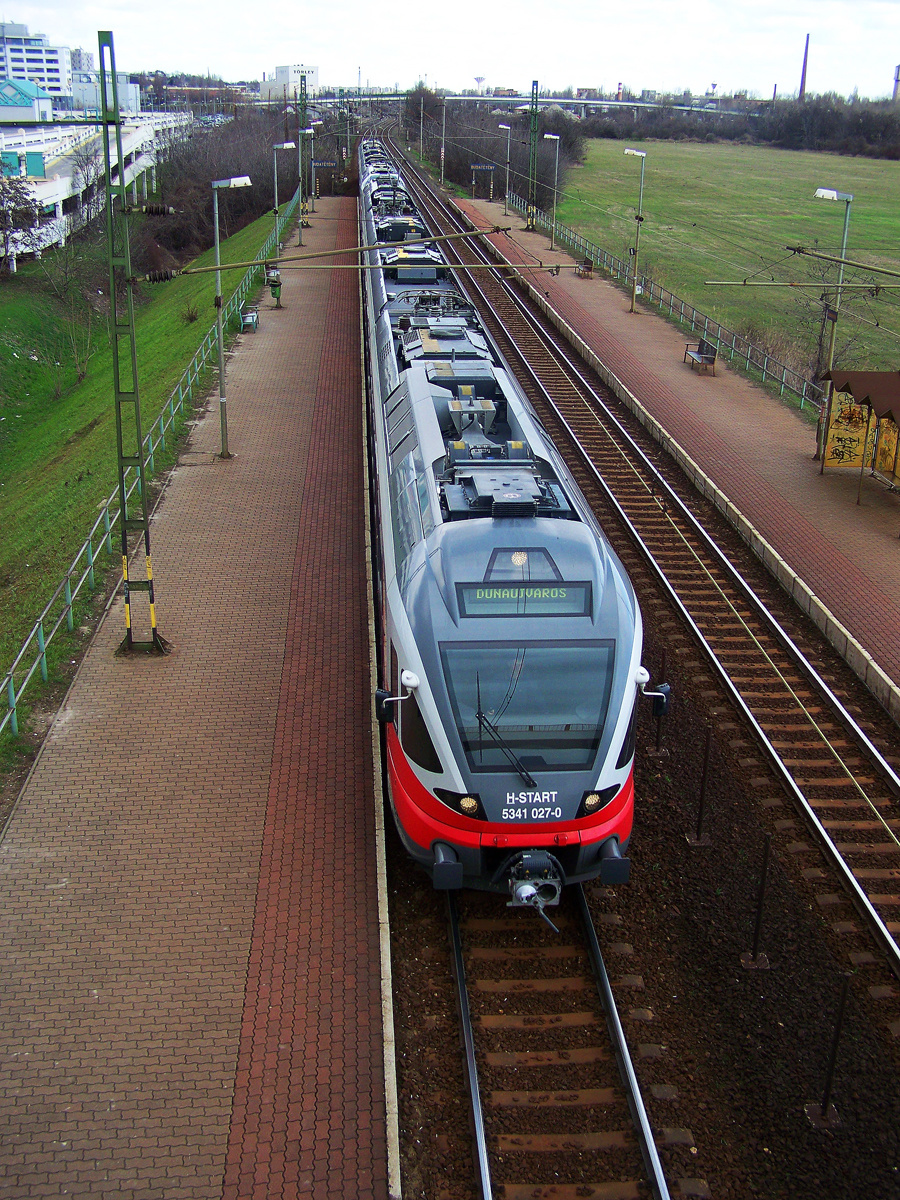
[360,139,666,919]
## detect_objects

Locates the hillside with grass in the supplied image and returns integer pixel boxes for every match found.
[0,208,280,684]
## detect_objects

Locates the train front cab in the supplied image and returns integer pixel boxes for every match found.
[376,663,648,900]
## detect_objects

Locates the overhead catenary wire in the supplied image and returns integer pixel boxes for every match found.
[140,225,513,280]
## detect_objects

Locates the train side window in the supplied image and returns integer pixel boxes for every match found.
[400,691,443,774]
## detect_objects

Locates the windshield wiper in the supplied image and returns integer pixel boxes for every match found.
[474,704,537,787]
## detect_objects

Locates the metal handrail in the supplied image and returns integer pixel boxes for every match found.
[2,192,299,737]
[508,193,825,414]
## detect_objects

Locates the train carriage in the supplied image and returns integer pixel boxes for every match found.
[360,138,664,918]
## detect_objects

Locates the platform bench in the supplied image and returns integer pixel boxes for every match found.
[574,258,593,279]
[684,338,717,375]
[241,307,259,332]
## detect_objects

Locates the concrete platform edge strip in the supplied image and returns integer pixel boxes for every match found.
[455,203,900,726]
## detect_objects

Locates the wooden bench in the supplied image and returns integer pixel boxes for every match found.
[241,306,259,332]
[574,258,593,279]
[684,337,717,375]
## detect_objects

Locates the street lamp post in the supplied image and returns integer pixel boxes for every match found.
[212,176,252,459]
[499,123,511,216]
[272,141,295,245]
[814,187,854,469]
[297,127,314,244]
[624,147,646,313]
[543,132,559,250]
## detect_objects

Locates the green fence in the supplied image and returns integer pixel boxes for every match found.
[2,193,299,737]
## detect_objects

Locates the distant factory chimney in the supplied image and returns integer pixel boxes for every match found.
[894,64,900,103]
[799,33,809,100]
[616,81,623,100]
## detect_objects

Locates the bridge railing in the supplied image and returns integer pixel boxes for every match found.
[2,192,298,738]
[508,193,824,414]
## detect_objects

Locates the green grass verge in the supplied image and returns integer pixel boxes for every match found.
[0,209,280,681]
[557,140,900,375]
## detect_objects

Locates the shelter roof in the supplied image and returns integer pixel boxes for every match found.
[0,78,50,105]
[825,370,900,424]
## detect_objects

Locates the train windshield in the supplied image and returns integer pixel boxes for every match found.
[440,640,614,773]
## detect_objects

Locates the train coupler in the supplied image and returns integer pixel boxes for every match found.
[505,852,563,931]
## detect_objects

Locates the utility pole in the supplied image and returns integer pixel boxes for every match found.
[527,80,539,231]
[98,30,169,655]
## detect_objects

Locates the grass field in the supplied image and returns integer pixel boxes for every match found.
[0,209,280,695]
[556,140,900,375]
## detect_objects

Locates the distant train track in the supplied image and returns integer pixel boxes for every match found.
[390,136,900,989]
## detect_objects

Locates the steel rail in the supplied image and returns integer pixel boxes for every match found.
[445,893,493,1200]
[395,147,900,981]
[575,885,672,1200]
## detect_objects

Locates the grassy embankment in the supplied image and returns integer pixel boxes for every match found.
[556,140,900,376]
[0,209,281,722]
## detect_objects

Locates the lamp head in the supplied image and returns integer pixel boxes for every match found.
[543,132,559,141]
[274,141,296,150]
[498,122,510,131]
[624,147,646,158]
[815,187,853,202]
[213,176,252,189]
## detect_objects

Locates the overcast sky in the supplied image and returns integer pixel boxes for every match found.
[10,0,899,99]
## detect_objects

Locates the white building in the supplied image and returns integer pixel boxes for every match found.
[0,78,52,125]
[72,71,141,115]
[70,48,94,72]
[0,21,72,99]
[260,64,318,101]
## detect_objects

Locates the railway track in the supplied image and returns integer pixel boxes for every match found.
[389,137,900,985]
[447,886,673,1200]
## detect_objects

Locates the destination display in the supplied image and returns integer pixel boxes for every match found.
[457,582,591,617]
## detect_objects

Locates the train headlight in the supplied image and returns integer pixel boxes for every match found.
[435,788,486,820]
[577,785,619,819]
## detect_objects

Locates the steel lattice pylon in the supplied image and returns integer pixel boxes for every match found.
[527,80,539,231]
[98,31,169,654]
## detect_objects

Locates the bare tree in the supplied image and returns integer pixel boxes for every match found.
[70,137,104,224]
[0,172,40,272]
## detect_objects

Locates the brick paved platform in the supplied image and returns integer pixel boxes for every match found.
[459,197,900,696]
[0,198,388,1199]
